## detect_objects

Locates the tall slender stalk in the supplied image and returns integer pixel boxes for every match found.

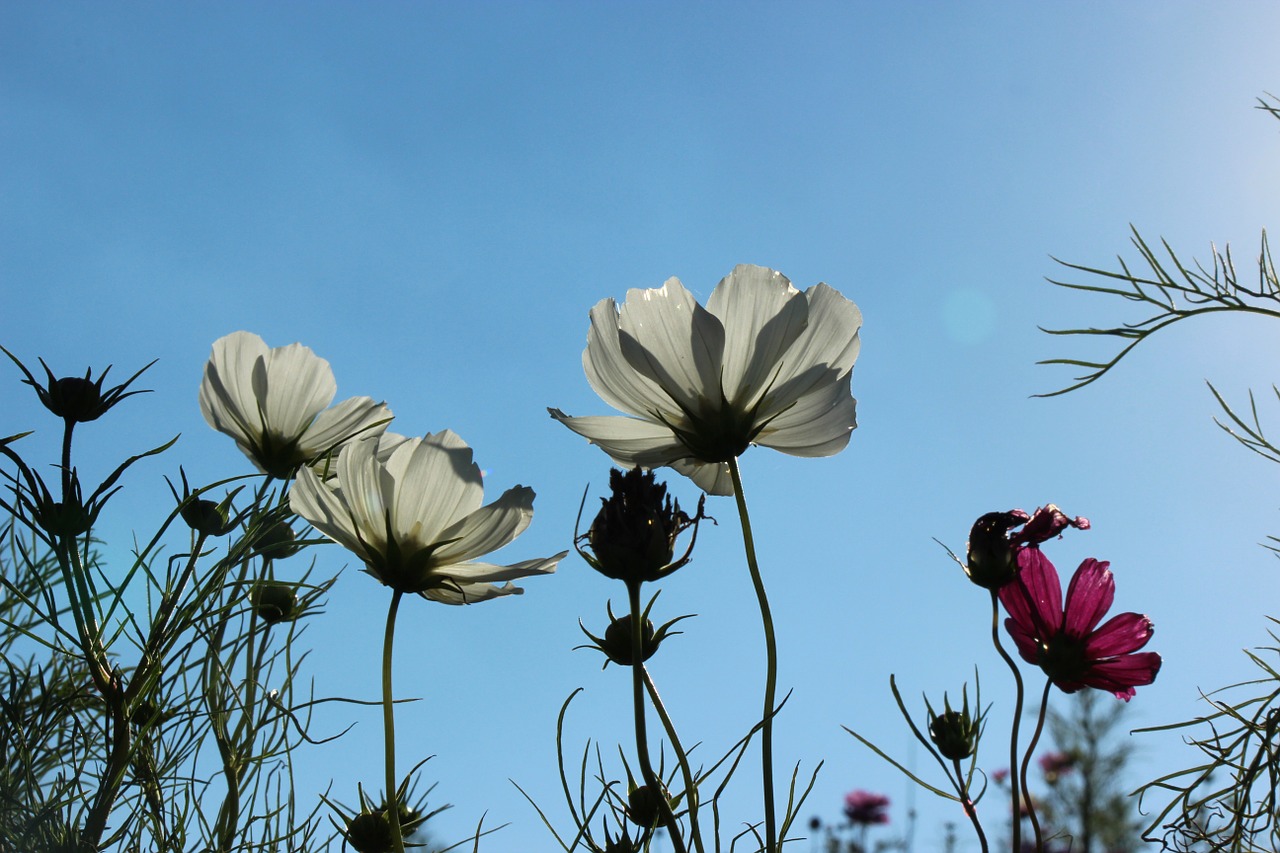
[641,664,703,853]
[989,590,1024,853]
[627,582,687,853]
[383,589,406,853]
[1019,680,1053,852]
[727,457,778,853]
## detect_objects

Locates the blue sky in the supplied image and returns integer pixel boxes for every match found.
[3,2,1280,850]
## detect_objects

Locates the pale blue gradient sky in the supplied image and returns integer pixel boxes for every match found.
[3,3,1279,850]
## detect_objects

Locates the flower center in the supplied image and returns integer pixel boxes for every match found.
[1038,633,1090,685]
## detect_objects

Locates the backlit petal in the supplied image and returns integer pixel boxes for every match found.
[433,485,535,565]
[706,264,807,409]
[257,342,336,439]
[300,397,392,459]
[1063,558,1115,637]
[583,298,685,422]
[387,433,483,547]
[1082,652,1162,701]
[1085,612,1154,658]
[669,457,734,496]
[548,410,689,468]
[755,374,856,457]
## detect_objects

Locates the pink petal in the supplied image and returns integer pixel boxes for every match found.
[1085,612,1154,658]
[1063,558,1114,637]
[1082,652,1163,701]
[1003,617,1041,665]
[1000,548,1063,636]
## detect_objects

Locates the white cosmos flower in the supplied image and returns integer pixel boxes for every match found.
[199,331,392,479]
[289,430,564,603]
[551,264,861,495]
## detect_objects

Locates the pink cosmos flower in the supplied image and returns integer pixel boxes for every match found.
[999,549,1161,701]
[843,790,890,826]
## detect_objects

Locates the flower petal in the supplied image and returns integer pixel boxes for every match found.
[290,462,371,559]
[669,457,734,496]
[387,432,483,548]
[433,485,536,565]
[769,282,862,395]
[705,264,808,410]
[299,396,392,459]
[1062,558,1115,638]
[999,548,1063,637]
[439,552,564,584]
[549,410,689,468]
[617,278,726,418]
[1003,616,1042,665]
[257,341,337,440]
[1081,652,1162,701]
[1084,612,1154,658]
[583,298,686,422]
[200,331,273,449]
[755,372,856,457]
[423,580,523,605]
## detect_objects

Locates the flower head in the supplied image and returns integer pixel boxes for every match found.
[578,467,704,586]
[3,346,154,424]
[965,505,1088,590]
[289,430,564,603]
[843,790,890,826]
[551,264,861,495]
[926,687,984,761]
[199,331,391,479]
[1037,751,1076,784]
[999,549,1161,701]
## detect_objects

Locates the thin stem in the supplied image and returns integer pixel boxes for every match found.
[1019,680,1053,852]
[952,757,989,853]
[383,589,406,853]
[989,589,1023,853]
[628,582,687,853]
[727,456,778,853]
[641,664,704,853]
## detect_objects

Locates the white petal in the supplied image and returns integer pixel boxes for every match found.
[549,410,689,468]
[256,342,337,440]
[423,581,523,605]
[769,283,862,395]
[289,464,369,558]
[583,298,685,422]
[669,457,735,496]
[386,434,483,548]
[617,278,726,418]
[756,377,857,457]
[300,397,392,459]
[706,265,808,410]
[432,485,535,565]
[199,331,272,448]
[439,552,564,584]
[334,436,394,556]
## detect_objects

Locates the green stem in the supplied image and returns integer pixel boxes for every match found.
[952,757,989,853]
[640,664,704,853]
[989,590,1023,853]
[1019,680,1053,852]
[627,582,687,853]
[727,456,777,853]
[383,589,406,853]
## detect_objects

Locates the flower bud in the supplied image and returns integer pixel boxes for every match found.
[626,784,668,829]
[579,468,703,586]
[929,710,979,761]
[182,497,234,537]
[251,581,302,625]
[602,614,658,666]
[965,510,1029,590]
[2,349,155,424]
[251,521,301,560]
[343,810,393,853]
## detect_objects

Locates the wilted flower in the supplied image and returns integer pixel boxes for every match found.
[199,331,391,479]
[843,789,890,826]
[578,467,704,586]
[551,264,861,495]
[999,549,1161,701]
[3,347,154,424]
[965,505,1089,590]
[290,430,564,603]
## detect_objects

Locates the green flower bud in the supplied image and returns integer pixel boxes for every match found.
[925,687,985,763]
[251,581,302,625]
[182,497,235,537]
[626,784,668,829]
[344,810,393,853]
[252,521,301,560]
[2,348,154,424]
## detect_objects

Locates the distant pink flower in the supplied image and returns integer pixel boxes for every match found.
[990,767,1009,785]
[999,549,1161,701]
[843,790,890,826]
[1038,751,1076,783]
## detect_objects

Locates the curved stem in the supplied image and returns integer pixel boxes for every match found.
[1019,680,1053,852]
[641,664,704,853]
[727,456,778,853]
[627,582,687,853]
[383,589,406,853]
[989,590,1023,853]
[952,757,989,853]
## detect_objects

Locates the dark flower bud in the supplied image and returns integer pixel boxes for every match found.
[577,596,690,669]
[925,687,985,762]
[2,348,154,424]
[252,521,302,560]
[375,798,426,839]
[251,581,302,625]
[182,498,235,537]
[626,784,668,829]
[343,810,393,853]
[42,498,94,538]
[578,468,705,586]
[965,510,1029,590]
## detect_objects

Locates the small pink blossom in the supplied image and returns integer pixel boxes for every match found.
[843,790,890,826]
[999,549,1161,701]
